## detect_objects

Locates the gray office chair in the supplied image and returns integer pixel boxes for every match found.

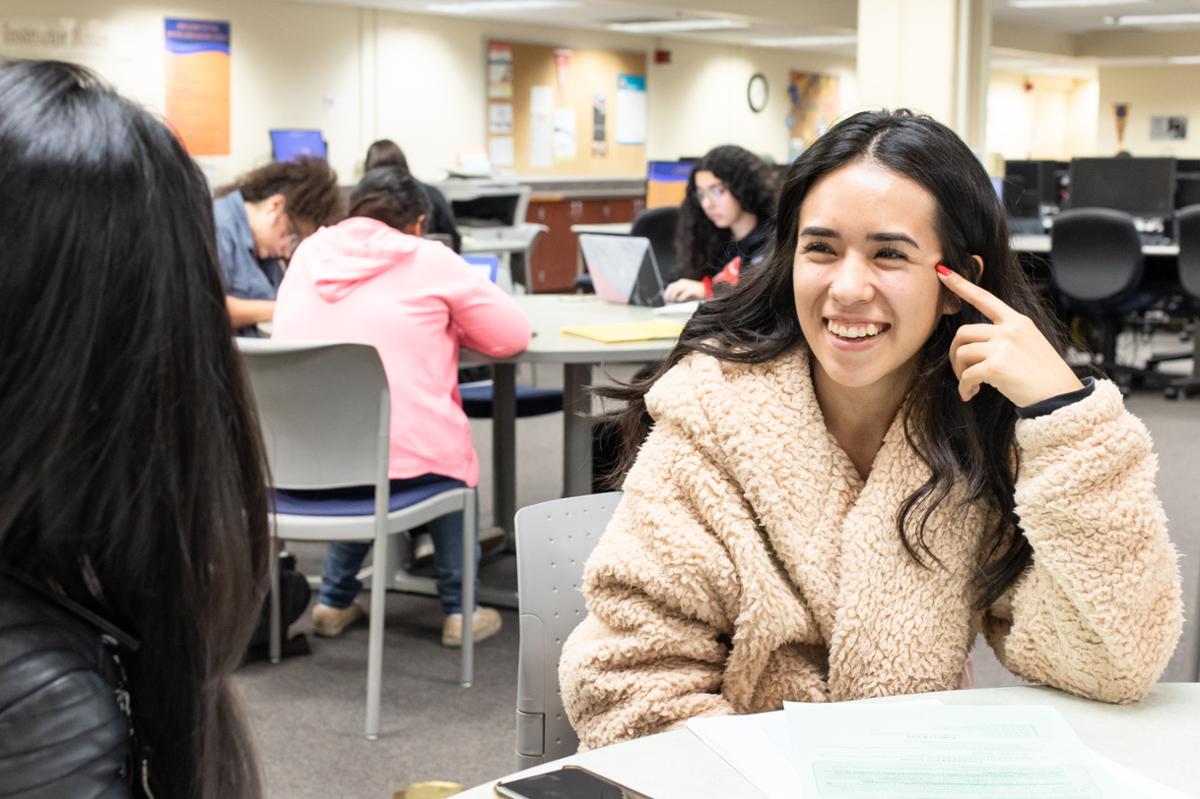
[514,492,621,769]
[631,206,681,283]
[1165,205,1200,400]
[237,339,478,740]
[1050,208,1148,384]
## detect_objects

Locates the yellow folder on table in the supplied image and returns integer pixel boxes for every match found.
[560,320,684,343]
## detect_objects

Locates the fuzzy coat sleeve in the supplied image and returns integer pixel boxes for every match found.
[984,379,1183,703]
[559,366,742,749]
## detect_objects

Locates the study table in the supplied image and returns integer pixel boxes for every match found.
[453,683,1200,798]
[462,295,679,541]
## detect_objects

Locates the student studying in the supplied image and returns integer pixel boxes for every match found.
[561,109,1183,750]
[271,166,531,646]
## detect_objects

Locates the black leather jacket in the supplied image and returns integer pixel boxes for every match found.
[0,571,134,797]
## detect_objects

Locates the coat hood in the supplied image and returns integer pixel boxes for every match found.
[301,217,420,301]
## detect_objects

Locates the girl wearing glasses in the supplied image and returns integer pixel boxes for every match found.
[663,145,779,303]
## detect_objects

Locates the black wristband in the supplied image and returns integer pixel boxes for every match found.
[1016,377,1097,419]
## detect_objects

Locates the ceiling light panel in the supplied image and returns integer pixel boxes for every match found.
[1008,0,1148,8]
[426,0,580,13]
[750,35,857,48]
[1106,12,1200,25]
[607,18,749,33]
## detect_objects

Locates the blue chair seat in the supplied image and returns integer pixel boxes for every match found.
[274,477,463,517]
[459,382,563,419]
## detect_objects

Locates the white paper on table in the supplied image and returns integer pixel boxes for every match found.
[687,713,798,799]
[687,699,944,799]
[785,702,1115,798]
[553,107,576,159]
[488,136,514,167]
[652,300,700,316]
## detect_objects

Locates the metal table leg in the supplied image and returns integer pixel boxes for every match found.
[492,362,518,543]
[562,363,594,497]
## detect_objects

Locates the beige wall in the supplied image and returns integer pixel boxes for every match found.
[987,70,1097,161]
[1096,65,1200,158]
[0,2,855,185]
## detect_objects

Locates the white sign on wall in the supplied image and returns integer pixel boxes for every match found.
[1,18,126,56]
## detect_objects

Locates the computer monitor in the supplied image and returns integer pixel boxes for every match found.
[1176,159,1200,176]
[269,129,327,162]
[1002,160,1064,219]
[1068,157,1176,218]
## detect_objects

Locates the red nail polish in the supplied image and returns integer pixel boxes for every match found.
[936,264,952,276]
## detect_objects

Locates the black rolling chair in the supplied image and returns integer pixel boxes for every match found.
[1050,208,1162,388]
[631,206,681,282]
[1165,205,1200,399]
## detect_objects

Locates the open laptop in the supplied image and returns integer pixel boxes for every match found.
[578,234,665,307]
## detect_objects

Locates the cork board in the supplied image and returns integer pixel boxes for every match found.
[487,39,647,177]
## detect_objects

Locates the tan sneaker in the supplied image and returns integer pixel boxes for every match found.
[311,602,365,637]
[441,607,502,647]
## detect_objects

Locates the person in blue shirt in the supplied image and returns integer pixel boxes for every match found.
[213,158,343,335]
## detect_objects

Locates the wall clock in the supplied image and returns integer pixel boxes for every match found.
[747,72,768,113]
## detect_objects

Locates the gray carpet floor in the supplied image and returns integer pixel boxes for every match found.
[235,364,1200,799]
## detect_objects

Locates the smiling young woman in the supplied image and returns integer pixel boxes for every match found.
[565,109,1183,751]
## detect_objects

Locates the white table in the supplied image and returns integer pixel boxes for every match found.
[1011,233,1180,257]
[570,222,633,236]
[453,683,1200,798]
[463,295,679,537]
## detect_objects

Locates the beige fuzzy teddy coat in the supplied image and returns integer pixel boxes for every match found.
[559,348,1183,750]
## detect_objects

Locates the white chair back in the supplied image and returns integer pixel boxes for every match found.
[514,492,621,769]
[237,339,389,491]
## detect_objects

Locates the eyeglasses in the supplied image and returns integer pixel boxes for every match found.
[283,213,302,252]
[694,183,729,204]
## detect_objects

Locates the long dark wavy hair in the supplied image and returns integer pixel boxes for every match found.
[675,144,778,279]
[0,60,268,797]
[602,110,1069,609]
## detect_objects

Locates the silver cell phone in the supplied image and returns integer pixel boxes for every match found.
[493,765,654,799]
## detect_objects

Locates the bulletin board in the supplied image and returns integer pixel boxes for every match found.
[485,40,647,176]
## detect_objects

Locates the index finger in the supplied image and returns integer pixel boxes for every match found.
[935,263,1011,323]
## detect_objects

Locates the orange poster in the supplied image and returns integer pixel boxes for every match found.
[164,19,230,156]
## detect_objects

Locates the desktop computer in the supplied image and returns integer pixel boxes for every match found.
[1175,159,1200,211]
[1003,160,1067,232]
[269,129,327,162]
[1068,157,1177,243]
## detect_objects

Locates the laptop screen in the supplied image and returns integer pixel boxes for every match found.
[578,234,664,307]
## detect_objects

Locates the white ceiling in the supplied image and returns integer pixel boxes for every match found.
[292,0,858,51]
[294,0,1200,60]
[992,0,1200,33]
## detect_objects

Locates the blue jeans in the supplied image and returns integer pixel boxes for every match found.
[315,475,479,615]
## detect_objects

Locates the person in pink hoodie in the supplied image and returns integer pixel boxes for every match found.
[272,167,532,646]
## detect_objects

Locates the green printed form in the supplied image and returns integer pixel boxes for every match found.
[784,703,1112,799]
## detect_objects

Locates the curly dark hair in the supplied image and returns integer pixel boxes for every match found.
[674,145,778,280]
[216,156,343,228]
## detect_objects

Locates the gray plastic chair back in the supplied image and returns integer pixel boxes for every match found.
[1176,205,1200,300]
[237,339,389,491]
[1050,208,1143,303]
[514,492,621,769]
[631,206,681,282]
